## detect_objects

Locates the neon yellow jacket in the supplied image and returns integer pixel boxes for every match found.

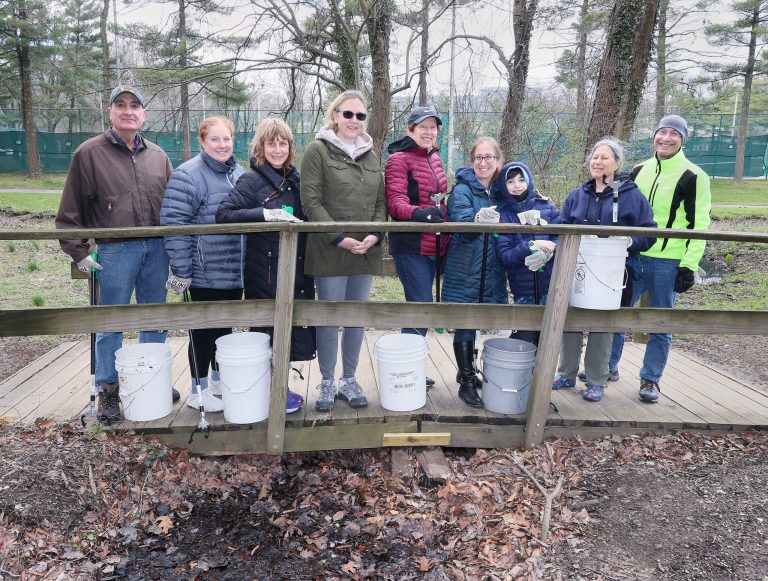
[629,149,711,271]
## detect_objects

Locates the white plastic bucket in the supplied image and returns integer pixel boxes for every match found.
[115,343,173,421]
[373,334,428,412]
[215,332,272,424]
[481,338,536,415]
[570,236,628,310]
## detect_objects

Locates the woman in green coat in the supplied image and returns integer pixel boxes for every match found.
[300,90,386,412]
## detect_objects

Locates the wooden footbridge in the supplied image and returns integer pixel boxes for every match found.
[1,221,767,455]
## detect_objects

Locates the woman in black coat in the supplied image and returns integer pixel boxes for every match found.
[216,118,316,414]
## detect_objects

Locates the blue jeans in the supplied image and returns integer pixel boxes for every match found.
[609,255,679,382]
[393,253,436,337]
[95,238,169,384]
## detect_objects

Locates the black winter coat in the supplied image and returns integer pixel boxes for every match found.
[216,160,316,361]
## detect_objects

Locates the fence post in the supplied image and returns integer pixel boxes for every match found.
[524,233,580,449]
[266,227,299,454]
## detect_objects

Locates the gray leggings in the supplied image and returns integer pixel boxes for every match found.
[315,274,373,380]
[558,331,612,386]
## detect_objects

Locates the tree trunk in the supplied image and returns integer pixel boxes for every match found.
[178,0,191,162]
[733,1,759,183]
[499,0,537,159]
[366,0,392,157]
[575,0,589,129]
[587,0,659,148]
[418,0,429,106]
[15,6,42,178]
[654,0,668,122]
[100,0,111,124]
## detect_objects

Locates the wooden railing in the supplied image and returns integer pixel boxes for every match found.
[2,222,767,452]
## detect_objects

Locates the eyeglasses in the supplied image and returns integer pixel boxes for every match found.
[338,110,367,121]
[473,155,497,163]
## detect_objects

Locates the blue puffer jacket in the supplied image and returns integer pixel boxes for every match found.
[495,162,560,299]
[557,175,657,255]
[441,167,508,305]
[160,152,245,289]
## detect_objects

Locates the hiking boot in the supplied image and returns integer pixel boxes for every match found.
[315,379,336,412]
[426,376,435,388]
[187,389,224,412]
[639,379,660,403]
[172,388,181,403]
[98,382,121,423]
[578,368,619,383]
[582,383,605,402]
[552,374,576,390]
[286,389,304,414]
[337,377,368,408]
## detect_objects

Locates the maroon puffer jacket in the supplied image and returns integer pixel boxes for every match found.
[385,135,449,256]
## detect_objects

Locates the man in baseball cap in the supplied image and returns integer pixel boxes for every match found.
[56,83,176,421]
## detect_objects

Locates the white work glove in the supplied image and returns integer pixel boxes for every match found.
[517,210,548,225]
[609,235,633,248]
[524,245,553,272]
[166,274,192,295]
[263,208,302,222]
[474,206,500,224]
[77,255,102,273]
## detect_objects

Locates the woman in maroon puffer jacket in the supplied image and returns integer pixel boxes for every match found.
[385,106,449,375]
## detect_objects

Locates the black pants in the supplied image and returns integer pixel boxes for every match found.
[188,287,243,379]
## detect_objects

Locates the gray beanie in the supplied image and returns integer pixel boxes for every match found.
[654,114,688,143]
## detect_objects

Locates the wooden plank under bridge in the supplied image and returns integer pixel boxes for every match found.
[1,220,767,455]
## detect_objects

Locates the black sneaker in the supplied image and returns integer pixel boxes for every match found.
[99,382,121,422]
[172,388,180,403]
[638,379,660,403]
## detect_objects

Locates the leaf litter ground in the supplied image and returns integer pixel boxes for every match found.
[1,423,767,580]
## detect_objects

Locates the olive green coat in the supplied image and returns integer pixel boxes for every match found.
[300,129,386,277]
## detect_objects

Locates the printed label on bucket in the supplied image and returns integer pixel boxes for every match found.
[573,263,586,295]
[387,370,419,393]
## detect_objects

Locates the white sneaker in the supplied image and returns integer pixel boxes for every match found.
[187,389,224,412]
[208,375,222,396]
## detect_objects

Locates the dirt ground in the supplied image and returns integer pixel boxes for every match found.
[1,216,767,579]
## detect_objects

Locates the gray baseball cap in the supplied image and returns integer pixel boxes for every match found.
[407,106,442,126]
[109,85,145,107]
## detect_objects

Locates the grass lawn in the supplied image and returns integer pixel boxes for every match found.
[0,192,61,215]
[0,173,66,190]
[711,177,768,205]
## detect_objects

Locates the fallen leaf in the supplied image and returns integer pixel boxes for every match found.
[342,560,357,573]
[417,556,432,572]
[155,515,174,534]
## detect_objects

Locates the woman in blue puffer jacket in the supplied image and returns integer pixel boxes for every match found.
[496,161,560,345]
[442,137,508,408]
[161,116,244,413]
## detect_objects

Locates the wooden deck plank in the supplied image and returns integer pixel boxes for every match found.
[665,349,768,411]
[424,332,486,423]
[6,332,768,450]
[0,343,90,421]
[620,345,748,428]
[0,341,81,396]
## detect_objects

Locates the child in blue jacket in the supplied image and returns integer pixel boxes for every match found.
[496,162,559,345]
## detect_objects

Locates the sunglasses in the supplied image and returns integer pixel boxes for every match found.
[338,110,367,121]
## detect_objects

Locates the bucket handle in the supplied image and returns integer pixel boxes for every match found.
[577,251,628,292]
[117,366,168,397]
[478,362,532,393]
[220,365,270,394]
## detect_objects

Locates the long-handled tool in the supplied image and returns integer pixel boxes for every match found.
[430,192,448,334]
[474,231,490,378]
[184,289,210,443]
[81,251,99,426]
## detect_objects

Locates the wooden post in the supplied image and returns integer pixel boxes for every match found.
[266,229,299,455]
[524,233,581,449]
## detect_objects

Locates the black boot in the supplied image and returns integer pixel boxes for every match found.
[98,381,121,423]
[454,341,483,408]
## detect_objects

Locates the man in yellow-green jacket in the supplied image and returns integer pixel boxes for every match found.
[610,115,711,403]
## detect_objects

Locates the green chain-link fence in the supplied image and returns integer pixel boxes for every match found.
[0,111,766,178]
